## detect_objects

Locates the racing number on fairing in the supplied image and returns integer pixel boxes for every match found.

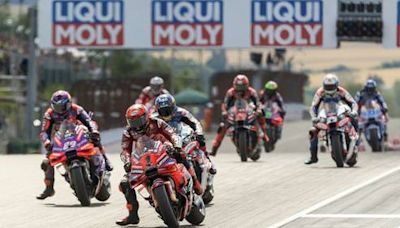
[63,141,77,150]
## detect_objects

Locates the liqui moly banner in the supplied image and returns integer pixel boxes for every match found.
[38,0,337,49]
[151,0,223,46]
[251,0,323,46]
[47,1,124,47]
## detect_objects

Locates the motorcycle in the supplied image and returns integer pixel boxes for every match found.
[128,136,205,228]
[315,98,358,168]
[262,100,284,152]
[227,99,261,162]
[48,120,111,206]
[359,99,386,152]
[173,122,215,205]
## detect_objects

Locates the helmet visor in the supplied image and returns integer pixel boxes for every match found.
[158,106,174,118]
[127,115,147,131]
[366,86,375,94]
[324,84,337,94]
[51,101,70,114]
[151,85,162,94]
[235,84,247,92]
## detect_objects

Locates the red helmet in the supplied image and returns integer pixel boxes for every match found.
[125,104,148,133]
[233,74,249,92]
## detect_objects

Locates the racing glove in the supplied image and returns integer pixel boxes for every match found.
[124,162,131,173]
[196,135,206,147]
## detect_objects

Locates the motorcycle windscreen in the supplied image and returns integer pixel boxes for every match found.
[324,101,338,116]
[133,136,162,158]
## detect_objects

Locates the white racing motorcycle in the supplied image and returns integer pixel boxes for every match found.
[315,99,359,167]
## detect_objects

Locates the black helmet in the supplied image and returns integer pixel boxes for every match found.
[364,79,377,95]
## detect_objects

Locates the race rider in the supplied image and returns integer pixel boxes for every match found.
[259,80,286,119]
[354,79,389,141]
[116,104,204,226]
[210,74,269,156]
[153,94,217,174]
[36,90,113,200]
[305,74,359,165]
[135,76,170,106]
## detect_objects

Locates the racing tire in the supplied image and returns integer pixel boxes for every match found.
[238,131,248,162]
[154,185,179,228]
[331,134,344,168]
[70,166,91,206]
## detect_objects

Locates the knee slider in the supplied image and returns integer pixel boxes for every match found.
[41,159,50,171]
[309,127,318,139]
[119,180,130,194]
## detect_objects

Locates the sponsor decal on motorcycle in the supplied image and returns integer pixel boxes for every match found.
[52,0,124,46]
[251,0,323,46]
[151,0,223,46]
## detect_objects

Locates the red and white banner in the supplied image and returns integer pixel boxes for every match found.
[383,0,400,48]
[38,0,338,49]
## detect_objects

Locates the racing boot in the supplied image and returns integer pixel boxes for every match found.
[304,155,318,165]
[210,123,227,156]
[204,151,217,175]
[103,154,113,171]
[36,179,55,200]
[305,138,318,165]
[188,166,204,195]
[99,147,113,171]
[116,204,140,226]
[209,161,217,175]
[210,144,219,156]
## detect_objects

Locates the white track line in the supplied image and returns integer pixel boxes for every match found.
[268,165,400,228]
[303,214,400,219]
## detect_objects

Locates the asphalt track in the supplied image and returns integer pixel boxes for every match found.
[2,120,400,228]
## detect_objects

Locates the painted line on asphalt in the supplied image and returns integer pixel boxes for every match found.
[303,214,400,219]
[268,165,400,228]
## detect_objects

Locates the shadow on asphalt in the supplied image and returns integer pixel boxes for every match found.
[205,203,214,208]
[44,202,110,208]
[139,226,201,228]
[309,165,361,169]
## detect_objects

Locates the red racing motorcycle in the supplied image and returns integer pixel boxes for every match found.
[227,99,261,162]
[128,136,205,228]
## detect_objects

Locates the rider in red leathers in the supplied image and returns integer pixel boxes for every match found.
[135,76,170,106]
[116,104,204,226]
[36,90,113,200]
[210,74,269,156]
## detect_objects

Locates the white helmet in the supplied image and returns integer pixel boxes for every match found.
[323,74,339,95]
[150,76,164,94]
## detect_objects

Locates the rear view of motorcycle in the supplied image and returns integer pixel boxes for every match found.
[48,120,111,206]
[359,99,386,152]
[227,99,261,162]
[315,99,359,168]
